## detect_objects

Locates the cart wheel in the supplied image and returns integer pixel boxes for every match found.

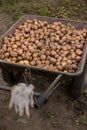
[1,69,22,84]
[70,60,87,99]
[70,73,84,98]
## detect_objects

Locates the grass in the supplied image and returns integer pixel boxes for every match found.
[39,8,48,16]
[0,0,87,20]
[2,4,19,14]
[46,111,66,128]
[47,112,56,119]
[20,4,32,13]
[73,115,87,126]
[0,0,20,6]
[51,121,59,128]
[23,0,32,2]
[46,112,59,128]
[12,12,23,20]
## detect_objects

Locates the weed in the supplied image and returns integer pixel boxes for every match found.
[0,0,87,21]
[51,120,66,128]
[0,0,20,6]
[2,4,17,14]
[12,13,23,20]
[30,5,46,15]
[51,121,59,128]
[65,10,73,18]
[39,8,48,16]
[23,0,32,3]
[47,112,56,119]
[73,115,87,125]
[1,0,21,14]
[20,4,32,13]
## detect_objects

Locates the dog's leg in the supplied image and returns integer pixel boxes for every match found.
[15,104,18,113]
[9,97,14,110]
[25,101,30,117]
[30,93,34,108]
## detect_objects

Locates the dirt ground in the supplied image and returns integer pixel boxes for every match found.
[0,0,87,130]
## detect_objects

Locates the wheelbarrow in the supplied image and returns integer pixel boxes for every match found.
[0,15,87,108]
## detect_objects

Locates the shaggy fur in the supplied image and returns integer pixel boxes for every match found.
[9,83,34,117]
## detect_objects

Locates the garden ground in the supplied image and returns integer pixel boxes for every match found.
[0,0,87,130]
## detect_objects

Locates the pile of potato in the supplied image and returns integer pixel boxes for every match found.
[0,19,87,73]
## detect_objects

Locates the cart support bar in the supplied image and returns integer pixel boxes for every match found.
[0,86,11,91]
[45,74,62,95]
[0,86,40,96]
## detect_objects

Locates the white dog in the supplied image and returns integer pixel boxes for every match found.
[9,83,34,117]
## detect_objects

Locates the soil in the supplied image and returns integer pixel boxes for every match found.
[0,1,87,130]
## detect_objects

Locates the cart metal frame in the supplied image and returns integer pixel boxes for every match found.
[0,15,87,107]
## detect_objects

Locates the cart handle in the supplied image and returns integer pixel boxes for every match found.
[45,74,62,95]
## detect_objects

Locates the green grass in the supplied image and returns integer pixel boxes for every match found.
[20,4,32,13]
[0,0,20,6]
[12,12,23,20]
[23,0,32,3]
[47,112,56,119]
[51,121,59,128]
[46,111,66,128]
[39,8,48,16]
[73,116,87,126]
[2,4,18,14]
[0,0,87,20]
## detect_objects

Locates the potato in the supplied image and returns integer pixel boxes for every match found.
[12,44,17,49]
[71,53,76,59]
[0,49,4,54]
[50,50,57,56]
[1,18,86,73]
[75,44,83,49]
[5,52,9,58]
[0,55,4,59]
[10,51,18,57]
[11,57,17,62]
[76,49,82,56]
[18,60,24,64]
[13,49,18,52]
[30,61,36,66]
[17,49,23,56]
[41,55,46,60]
[71,64,78,70]
[61,62,67,69]
[36,60,41,66]
[76,56,81,61]
[57,65,63,71]
[50,58,56,64]
[5,58,11,62]
[17,56,22,61]
[15,36,20,41]
[18,25,23,30]
[10,37,15,42]
[24,60,29,65]
[33,53,38,58]
[67,60,72,65]
[7,47,12,52]
[63,70,68,73]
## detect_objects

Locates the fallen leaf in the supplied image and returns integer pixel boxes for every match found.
[17,118,28,124]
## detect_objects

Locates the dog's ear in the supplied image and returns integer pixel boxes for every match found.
[29,84,34,90]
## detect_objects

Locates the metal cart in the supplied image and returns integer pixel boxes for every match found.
[0,15,87,107]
